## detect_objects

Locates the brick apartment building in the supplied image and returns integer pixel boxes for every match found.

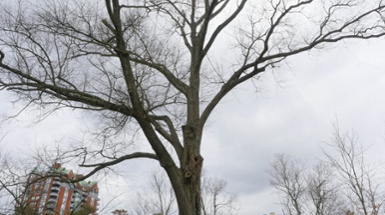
[20,163,99,215]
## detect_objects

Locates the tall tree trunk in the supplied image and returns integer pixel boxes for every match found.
[178,150,203,215]
[161,154,202,215]
[171,124,204,215]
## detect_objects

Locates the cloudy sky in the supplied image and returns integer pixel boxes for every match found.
[202,38,385,214]
[2,38,384,215]
[1,2,385,215]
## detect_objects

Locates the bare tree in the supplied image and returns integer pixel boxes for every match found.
[130,172,236,215]
[305,162,346,215]
[270,126,385,215]
[131,171,177,215]
[0,151,35,215]
[269,154,307,215]
[1,0,385,214]
[201,177,237,215]
[324,126,385,215]
[269,154,348,215]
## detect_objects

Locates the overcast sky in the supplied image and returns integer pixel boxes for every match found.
[202,38,385,214]
[1,8,385,215]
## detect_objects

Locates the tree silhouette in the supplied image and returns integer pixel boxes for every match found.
[1,0,385,214]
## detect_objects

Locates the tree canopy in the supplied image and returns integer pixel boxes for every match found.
[0,0,385,214]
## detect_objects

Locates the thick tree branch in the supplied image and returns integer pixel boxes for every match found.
[128,54,189,95]
[76,152,158,181]
[0,62,133,115]
[148,115,184,159]
[203,0,247,55]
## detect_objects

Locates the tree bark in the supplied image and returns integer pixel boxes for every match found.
[1,0,385,214]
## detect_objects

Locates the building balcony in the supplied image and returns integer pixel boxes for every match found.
[49,193,58,198]
[51,186,60,192]
[52,182,61,187]
[51,189,59,193]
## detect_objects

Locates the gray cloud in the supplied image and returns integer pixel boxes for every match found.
[1,38,385,215]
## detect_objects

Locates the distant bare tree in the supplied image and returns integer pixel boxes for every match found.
[269,154,307,215]
[269,154,348,215]
[270,126,385,215]
[130,172,236,215]
[201,177,237,215]
[305,162,346,215]
[0,152,33,215]
[132,171,177,215]
[324,126,385,215]
[1,1,385,214]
